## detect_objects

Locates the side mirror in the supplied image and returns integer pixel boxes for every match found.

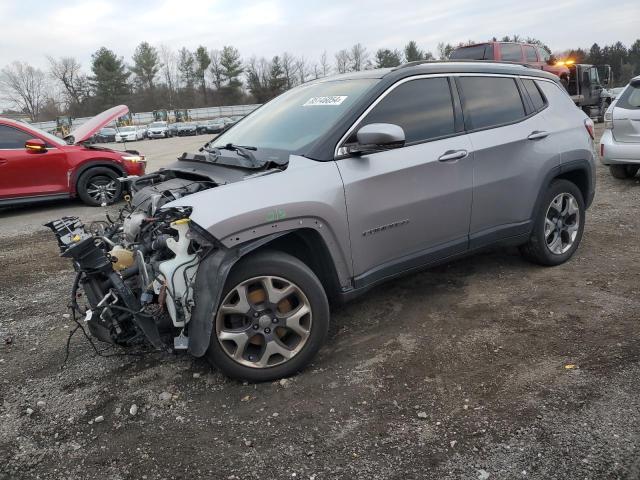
[348,123,405,155]
[25,138,47,153]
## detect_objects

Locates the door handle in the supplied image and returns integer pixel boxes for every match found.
[528,130,549,140]
[438,149,468,162]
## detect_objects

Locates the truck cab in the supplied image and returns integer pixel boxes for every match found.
[450,41,570,84]
[565,63,612,117]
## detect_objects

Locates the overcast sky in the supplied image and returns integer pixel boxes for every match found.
[0,0,638,71]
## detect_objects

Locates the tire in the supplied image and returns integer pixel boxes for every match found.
[610,164,639,179]
[76,167,123,206]
[597,101,609,123]
[205,251,329,382]
[520,179,585,266]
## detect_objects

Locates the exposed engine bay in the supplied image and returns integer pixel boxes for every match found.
[46,155,285,356]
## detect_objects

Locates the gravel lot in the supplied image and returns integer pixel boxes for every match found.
[2,125,640,480]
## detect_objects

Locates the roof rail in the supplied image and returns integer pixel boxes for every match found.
[391,59,534,71]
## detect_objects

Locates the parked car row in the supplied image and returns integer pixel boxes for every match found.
[90,116,244,143]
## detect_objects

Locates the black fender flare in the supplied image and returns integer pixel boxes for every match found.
[531,159,595,221]
[187,231,288,357]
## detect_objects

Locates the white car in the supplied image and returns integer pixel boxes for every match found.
[115,126,144,142]
[147,121,170,139]
[600,75,640,179]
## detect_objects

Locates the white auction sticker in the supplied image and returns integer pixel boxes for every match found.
[303,96,348,106]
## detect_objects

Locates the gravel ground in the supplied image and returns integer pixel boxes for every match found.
[1,125,640,480]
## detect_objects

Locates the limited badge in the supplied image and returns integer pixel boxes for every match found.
[303,96,348,106]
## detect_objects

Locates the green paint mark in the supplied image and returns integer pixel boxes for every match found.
[266,209,287,222]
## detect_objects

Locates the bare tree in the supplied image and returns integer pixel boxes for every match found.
[281,52,298,89]
[209,49,223,90]
[47,56,88,114]
[320,51,330,76]
[350,43,369,71]
[335,49,351,74]
[296,57,308,84]
[0,61,48,121]
[159,45,179,107]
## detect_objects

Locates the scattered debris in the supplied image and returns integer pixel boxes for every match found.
[129,404,138,416]
[417,412,428,419]
[94,415,104,423]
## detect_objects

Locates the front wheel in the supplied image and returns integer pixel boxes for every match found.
[76,167,123,206]
[205,251,329,382]
[520,179,585,266]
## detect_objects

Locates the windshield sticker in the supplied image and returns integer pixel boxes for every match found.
[303,96,348,106]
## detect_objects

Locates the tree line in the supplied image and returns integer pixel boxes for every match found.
[1,37,639,122]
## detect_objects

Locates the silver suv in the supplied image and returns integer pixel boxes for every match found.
[49,62,596,381]
[600,76,640,178]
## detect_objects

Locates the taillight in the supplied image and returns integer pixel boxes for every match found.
[584,118,595,140]
[604,110,613,130]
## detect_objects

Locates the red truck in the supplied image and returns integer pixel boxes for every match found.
[0,105,146,207]
[450,41,570,87]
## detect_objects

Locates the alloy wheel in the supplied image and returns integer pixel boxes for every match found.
[215,276,313,368]
[86,176,118,204]
[544,193,580,255]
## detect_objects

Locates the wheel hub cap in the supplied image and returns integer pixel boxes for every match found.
[215,276,313,369]
[544,193,580,255]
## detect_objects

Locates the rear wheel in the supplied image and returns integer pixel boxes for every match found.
[76,167,123,206]
[610,164,639,179]
[205,251,329,382]
[520,179,585,266]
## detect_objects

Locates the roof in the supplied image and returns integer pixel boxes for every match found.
[316,61,559,84]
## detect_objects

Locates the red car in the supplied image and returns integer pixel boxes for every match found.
[0,105,146,207]
[450,41,570,87]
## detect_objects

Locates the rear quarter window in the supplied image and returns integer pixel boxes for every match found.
[457,76,526,130]
[616,85,640,110]
[522,79,547,112]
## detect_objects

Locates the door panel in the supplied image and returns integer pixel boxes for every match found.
[456,76,560,238]
[338,135,473,277]
[0,148,69,199]
[467,114,558,235]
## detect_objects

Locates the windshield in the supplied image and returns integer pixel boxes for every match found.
[212,78,377,154]
[149,122,165,127]
[119,126,135,132]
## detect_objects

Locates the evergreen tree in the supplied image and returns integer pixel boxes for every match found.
[375,48,403,68]
[130,42,160,91]
[404,41,424,62]
[194,46,211,100]
[220,46,243,89]
[90,47,130,109]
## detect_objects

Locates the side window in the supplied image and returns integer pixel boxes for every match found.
[0,125,32,149]
[501,43,523,62]
[524,46,538,62]
[538,47,551,62]
[353,77,455,144]
[522,79,547,111]
[458,76,526,130]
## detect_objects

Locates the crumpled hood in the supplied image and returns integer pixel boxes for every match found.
[67,105,129,144]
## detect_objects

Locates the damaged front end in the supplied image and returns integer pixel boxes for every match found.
[46,167,222,354]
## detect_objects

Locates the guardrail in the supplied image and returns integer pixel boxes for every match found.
[30,104,262,132]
